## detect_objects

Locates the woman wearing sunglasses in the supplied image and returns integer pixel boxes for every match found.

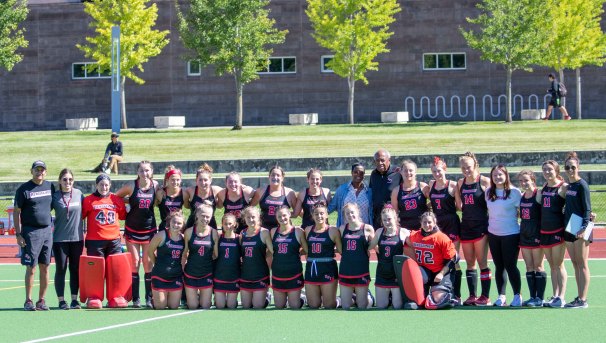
[51,169,85,310]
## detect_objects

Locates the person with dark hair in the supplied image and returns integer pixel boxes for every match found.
[563,152,593,308]
[328,163,373,226]
[250,166,296,230]
[14,161,55,311]
[544,73,571,121]
[293,168,331,229]
[485,164,523,307]
[51,168,85,310]
[103,132,123,174]
[369,149,400,229]
[154,165,185,232]
[184,163,223,230]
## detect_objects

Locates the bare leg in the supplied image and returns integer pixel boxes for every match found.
[25,265,36,301]
[305,284,322,309]
[375,287,391,309]
[273,290,287,309]
[339,285,354,309]
[167,290,182,309]
[287,290,302,309]
[320,282,338,308]
[38,264,49,300]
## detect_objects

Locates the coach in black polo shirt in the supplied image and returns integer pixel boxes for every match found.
[14,160,55,311]
[369,149,400,229]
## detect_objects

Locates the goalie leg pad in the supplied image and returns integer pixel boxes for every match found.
[79,255,105,304]
[106,253,133,307]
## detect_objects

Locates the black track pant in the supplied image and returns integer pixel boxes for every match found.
[488,233,521,295]
[52,241,84,298]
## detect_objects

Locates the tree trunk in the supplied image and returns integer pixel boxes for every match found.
[558,69,566,108]
[576,68,582,119]
[348,76,355,124]
[233,75,243,130]
[120,76,127,129]
[505,67,512,123]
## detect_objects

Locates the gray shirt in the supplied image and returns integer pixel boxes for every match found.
[485,187,522,236]
[51,188,84,242]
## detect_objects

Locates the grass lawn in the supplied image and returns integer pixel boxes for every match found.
[1,120,606,182]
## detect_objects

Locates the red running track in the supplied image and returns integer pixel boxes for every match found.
[0,228,605,263]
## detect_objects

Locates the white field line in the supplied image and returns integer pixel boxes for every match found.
[22,309,205,343]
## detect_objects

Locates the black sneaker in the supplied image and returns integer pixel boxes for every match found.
[24,300,36,311]
[59,300,69,310]
[36,299,50,311]
[564,297,588,309]
[70,300,81,309]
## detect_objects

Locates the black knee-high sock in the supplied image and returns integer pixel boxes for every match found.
[480,268,491,298]
[526,272,536,298]
[535,271,547,300]
[454,270,463,298]
[144,272,152,300]
[466,270,478,297]
[132,273,140,301]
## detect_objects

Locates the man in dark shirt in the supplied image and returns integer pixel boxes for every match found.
[544,73,571,121]
[104,132,123,174]
[369,149,400,229]
[14,160,55,311]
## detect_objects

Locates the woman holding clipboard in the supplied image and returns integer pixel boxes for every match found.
[563,152,593,309]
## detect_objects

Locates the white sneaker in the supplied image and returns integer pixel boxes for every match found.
[493,295,507,307]
[510,294,523,307]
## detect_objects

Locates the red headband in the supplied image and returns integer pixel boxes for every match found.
[164,169,181,182]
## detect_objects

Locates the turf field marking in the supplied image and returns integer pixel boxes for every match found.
[0,281,53,291]
[23,309,205,343]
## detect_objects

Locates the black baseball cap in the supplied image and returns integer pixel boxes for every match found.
[31,160,47,170]
[111,132,120,138]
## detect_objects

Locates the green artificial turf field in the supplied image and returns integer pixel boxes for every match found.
[1,259,604,343]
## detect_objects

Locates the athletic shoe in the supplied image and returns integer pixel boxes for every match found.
[493,295,506,307]
[59,300,69,310]
[367,289,375,308]
[522,298,533,306]
[132,299,142,308]
[510,294,523,307]
[70,300,81,309]
[564,297,588,309]
[453,296,462,306]
[36,299,50,311]
[475,295,492,306]
[463,295,478,306]
[87,298,103,309]
[299,291,307,308]
[145,296,153,308]
[542,116,550,121]
[528,298,544,307]
[24,300,36,311]
[403,301,419,310]
[265,292,272,308]
[335,296,342,309]
[564,116,572,120]
[545,296,564,308]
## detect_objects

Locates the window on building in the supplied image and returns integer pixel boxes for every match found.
[72,62,111,79]
[258,57,296,74]
[188,60,201,76]
[422,53,466,70]
[321,55,334,73]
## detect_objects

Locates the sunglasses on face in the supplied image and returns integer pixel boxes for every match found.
[62,178,74,182]
[564,165,577,171]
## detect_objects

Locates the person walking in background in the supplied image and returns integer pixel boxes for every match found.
[14,161,55,311]
[103,132,123,174]
[544,73,571,121]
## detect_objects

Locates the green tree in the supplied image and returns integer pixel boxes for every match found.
[177,0,287,130]
[0,0,28,72]
[540,0,606,118]
[77,0,169,129]
[306,0,400,124]
[461,0,547,123]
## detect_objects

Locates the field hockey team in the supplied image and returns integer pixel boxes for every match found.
[20,150,594,310]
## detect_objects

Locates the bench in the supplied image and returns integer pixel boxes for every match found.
[289,113,318,125]
[154,116,186,129]
[65,118,98,130]
[521,109,546,120]
[381,112,409,123]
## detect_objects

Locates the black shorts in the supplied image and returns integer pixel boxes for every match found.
[21,226,52,266]
[338,274,370,287]
[124,227,157,244]
[151,275,183,291]
[564,230,593,243]
[540,228,565,248]
[549,97,561,108]
[184,272,213,289]
[272,273,304,292]
[240,276,270,291]
[375,262,398,288]
[460,220,488,243]
[213,279,240,293]
[519,230,541,249]
[85,238,122,257]
[421,266,453,293]
[305,260,338,285]
[437,215,461,242]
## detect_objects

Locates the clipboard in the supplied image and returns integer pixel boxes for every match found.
[565,213,594,240]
